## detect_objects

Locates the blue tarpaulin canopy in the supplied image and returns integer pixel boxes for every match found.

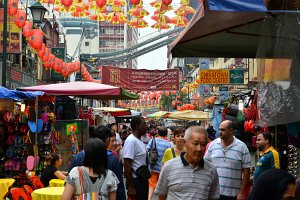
[208,0,267,11]
[0,86,43,100]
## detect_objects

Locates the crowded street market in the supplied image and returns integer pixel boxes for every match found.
[0,0,300,199]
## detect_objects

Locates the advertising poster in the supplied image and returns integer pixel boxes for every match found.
[219,86,229,103]
[0,9,21,53]
[199,84,210,96]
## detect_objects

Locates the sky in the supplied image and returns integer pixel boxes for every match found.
[136,0,180,70]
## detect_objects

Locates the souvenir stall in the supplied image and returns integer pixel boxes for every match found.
[18,81,139,170]
[0,87,43,188]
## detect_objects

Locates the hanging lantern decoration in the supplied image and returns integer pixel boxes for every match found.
[22,21,33,37]
[150,0,172,13]
[61,0,73,7]
[128,0,149,18]
[48,54,56,68]
[151,12,171,29]
[90,13,107,21]
[96,0,107,7]
[37,44,46,58]
[106,0,127,24]
[174,5,195,16]
[14,10,26,28]
[30,29,44,51]
[171,100,176,107]
[171,15,189,27]
[42,47,50,62]
[8,0,18,16]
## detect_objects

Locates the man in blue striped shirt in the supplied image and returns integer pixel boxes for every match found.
[204,120,251,200]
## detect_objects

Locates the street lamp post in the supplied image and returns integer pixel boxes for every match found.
[27,1,47,172]
[186,76,193,103]
[29,2,48,25]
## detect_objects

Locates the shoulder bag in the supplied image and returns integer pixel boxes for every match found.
[135,148,151,181]
[76,167,103,200]
[171,147,176,158]
[149,137,158,166]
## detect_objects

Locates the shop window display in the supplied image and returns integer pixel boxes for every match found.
[0,100,60,187]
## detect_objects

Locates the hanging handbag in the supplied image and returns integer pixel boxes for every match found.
[149,137,158,166]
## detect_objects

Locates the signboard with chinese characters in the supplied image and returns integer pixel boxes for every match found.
[0,9,21,53]
[50,47,65,81]
[101,66,179,91]
[9,68,45,89]
[200,69,244,84]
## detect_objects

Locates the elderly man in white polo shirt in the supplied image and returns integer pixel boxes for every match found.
[155,126,220,200]
[204,120,251,200]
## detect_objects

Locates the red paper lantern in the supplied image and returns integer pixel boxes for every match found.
[8,0,18,16]
[171,100,176,107]
[130,0,140,5]
[22,21,33,37]
[37,44,46,58]
[162,0,172,5]
[96,0,106,6]
[48,54,55,68]
[30,29,44,51]
[42,48,50,62]
[14,10,26,28]
[61,0,73,7]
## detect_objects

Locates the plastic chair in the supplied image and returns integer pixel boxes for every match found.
[10,188,31,200]
[23,185,33,197]
[29,175,45,190]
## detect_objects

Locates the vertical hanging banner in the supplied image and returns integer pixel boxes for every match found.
[0,9,21,53]
[101,66,179,91]
[50,48,65,81]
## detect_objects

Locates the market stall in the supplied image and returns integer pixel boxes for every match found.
[18,82,139,170]
[0,87,43,185]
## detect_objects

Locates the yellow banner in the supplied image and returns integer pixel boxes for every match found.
[200,69,230,84]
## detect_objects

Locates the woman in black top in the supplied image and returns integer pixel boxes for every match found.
[40,153,66,187]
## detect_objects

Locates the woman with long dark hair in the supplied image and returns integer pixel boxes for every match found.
[40,153,66,187]
[62,138,119,200]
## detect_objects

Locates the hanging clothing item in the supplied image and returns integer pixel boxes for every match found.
[210,105,223,138]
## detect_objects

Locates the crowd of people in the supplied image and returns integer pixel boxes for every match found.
[39,116,300,200]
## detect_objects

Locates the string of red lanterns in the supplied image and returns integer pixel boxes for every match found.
[8,0,100,82]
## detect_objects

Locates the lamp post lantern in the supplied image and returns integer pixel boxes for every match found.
[29,2,48,24]
[186,76,193,103]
